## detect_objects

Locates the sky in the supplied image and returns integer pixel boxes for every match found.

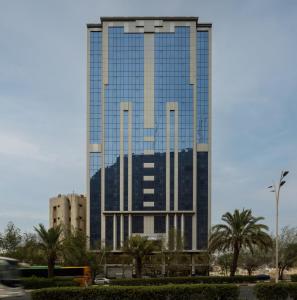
[0,0,296,234]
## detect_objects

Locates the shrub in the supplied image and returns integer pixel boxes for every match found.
[111,275,258,286]
[21,276,79,289]
[32,284,239,300]
[291,274,297,282]
[255,283,297,300]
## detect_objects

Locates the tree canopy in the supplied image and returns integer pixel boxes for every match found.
[209,209,272,276]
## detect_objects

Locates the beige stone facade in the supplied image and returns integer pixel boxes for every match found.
[49,194,86,233]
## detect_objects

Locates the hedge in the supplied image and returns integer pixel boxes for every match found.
[111,275,258,286]
[32,284,239,300]
[21,276,79,289]
[292,274,297,282]
[255,283,297,300]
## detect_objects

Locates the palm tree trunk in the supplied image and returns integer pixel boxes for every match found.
[230,246,240,277]
[135,257,142,278]
[279,266,286,280]
[48,256,55,278]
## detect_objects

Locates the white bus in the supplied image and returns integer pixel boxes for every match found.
[0,257,25,299]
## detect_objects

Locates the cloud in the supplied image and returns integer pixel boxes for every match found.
[0,130,56,162]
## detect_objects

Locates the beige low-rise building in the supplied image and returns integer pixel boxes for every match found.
[49,193,86,233]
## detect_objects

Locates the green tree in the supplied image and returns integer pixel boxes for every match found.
[164,228,189,276]
[209,209,272,276]
[276,226,297,279]
[86,246,109,281]
[216,253,233,276]
[0,222,22,256]
[15,233,46,265]
[239,248,270,276]
[123,235,159,278]
[62,229,87,266]
[34,224,63,278]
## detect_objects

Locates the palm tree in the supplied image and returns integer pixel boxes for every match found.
[34,224,63,278]
[123,235,158,278]
[209,209,272,276]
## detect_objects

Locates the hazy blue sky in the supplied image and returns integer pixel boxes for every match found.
[0,0,296,233]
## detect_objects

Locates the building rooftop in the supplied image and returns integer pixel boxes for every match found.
[87,16,212,28]
[101,16,198,22]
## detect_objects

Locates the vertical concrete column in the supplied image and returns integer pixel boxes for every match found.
[174,104,179,211]
[113,214,117,251]
[128,103,132,212]
[166,104,170,211]
[120,214,124,246]
[86,29,90,248]
[165,214,169,249]
[174,213,177,250]
[144,34,155,129]
[101,23,109,248]
[144,216,154,234]
[166,102,179,212]
[191,23,197,251]
[101,215,105,248]
[128,214,132,237]
[120,102,132,213]
[208,27,213,248]
[191,254,196,275]
[120,103,125,212]
[181,213,185,244]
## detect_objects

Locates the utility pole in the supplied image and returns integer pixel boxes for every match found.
[268,170,289,283]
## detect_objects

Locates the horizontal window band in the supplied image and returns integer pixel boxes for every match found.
[144,136,154,142]
[143,175,154,181]
[143,202,155,207]
[143,162,154,168]
[103,211,195,214]
[89,144,102,152]
[143,188,154,194]
[144,149,154,155]
[197,144,209,152]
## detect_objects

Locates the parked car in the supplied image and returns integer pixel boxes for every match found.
[255,274,270,281]
[94,276,110,285]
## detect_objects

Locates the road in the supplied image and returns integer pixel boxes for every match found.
[4,292,31,300]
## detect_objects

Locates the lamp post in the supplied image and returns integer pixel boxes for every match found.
[268,170,289,283]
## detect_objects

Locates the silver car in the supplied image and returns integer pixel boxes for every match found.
[94,277,110,285]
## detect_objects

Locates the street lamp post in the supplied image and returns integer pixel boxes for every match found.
[268,170,289,283]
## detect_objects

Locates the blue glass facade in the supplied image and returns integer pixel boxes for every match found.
[88,19,211,251]
[197,31,209,144]
[105,27,144,211]
[89,32,102,144]
[155,27,193,211]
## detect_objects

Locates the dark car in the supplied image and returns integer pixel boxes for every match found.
[255,274,270,281]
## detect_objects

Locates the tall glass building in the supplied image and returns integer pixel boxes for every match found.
[86,17,211,251]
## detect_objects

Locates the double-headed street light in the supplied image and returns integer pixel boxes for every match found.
[268,170,289,283]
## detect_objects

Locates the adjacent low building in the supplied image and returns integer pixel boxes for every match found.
[49,193,86,233]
